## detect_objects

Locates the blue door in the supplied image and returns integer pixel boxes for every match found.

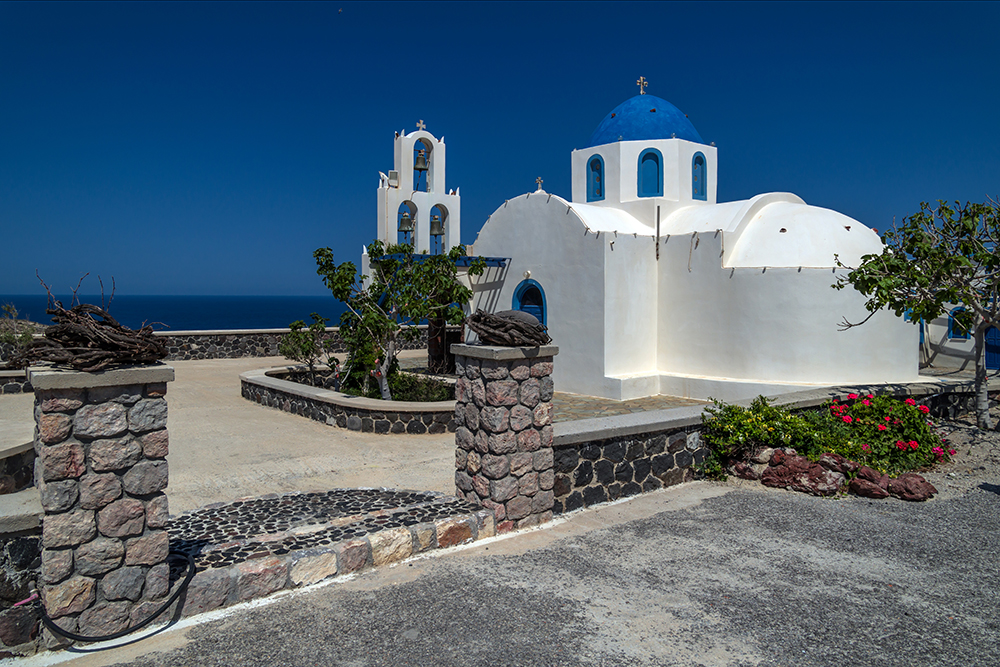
[987,326,1000,370]
[513,279,546,325]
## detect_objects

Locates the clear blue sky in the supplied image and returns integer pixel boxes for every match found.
[2,1,998,296]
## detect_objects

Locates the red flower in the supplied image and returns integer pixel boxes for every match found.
[847,393,859,400]
[842,416,853,424]
[896,441,908,450]
[867,394,874,400]
[905,398,916,406]
[884,416,891,422]
[862,399,871,406]
[918,405,930,414]
[878,424,887,431]
[909,441,919,451]
[948,449,956,456]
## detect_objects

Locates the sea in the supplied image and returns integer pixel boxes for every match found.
[0,295,348,332]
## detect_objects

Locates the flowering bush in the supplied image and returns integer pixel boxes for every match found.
[701,394,950,477]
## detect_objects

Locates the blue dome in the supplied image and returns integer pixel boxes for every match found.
[587,94,704,147]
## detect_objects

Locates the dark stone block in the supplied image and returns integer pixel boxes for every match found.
[608,483,622,500]
[675,450,694,468]
[660,467,685,487]
[553,474,571,497]
[622,482,642,497]
[614,461,633,483]
[447,420,457,433]
[574,461,594,487]
[582,486,607,507]
[633,458,651,483]
[667,432,687,454]
[554,448,579,474]
[428,422,446,435]
[564,492,584,513]
[374,420,391,434]
[385,413,398,422]
[646,435,666,456]
[642,478,662,492]
[406,420,427,434]
[625,440,644,461]
[580,444,601,460]
[693,448,709,465]
[399,413,413,423]
[433,411,451,423]
[552,500,564,515]
[337,415,348,428]
[347,415,362,431]
[603,441,626,463]
[595,460,615,485]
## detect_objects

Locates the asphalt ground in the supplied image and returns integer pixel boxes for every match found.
[23,476,999,667]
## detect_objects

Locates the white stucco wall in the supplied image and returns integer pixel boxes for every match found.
[470,192,608,396]
[922,311,976,370]
[657,232,919,386]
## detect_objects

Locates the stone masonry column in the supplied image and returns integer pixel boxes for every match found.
[28,364,174,643]
[451,344,558,533]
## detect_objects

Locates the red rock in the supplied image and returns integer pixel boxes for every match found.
[857,466,890,489]
[39,414,72,444]
[38,442,86,481]
[125,530,168,565]
[98,499,145,538]
[819,452,850,473]
[888,473,937,501]
[139,429,169,458]
[0,604,38,647]
[761,456,845,496]
[732,462,760,480]
[849,477,890,499]
[236,556,288,601]
[336,539,370,573]
[42,575,95,619]
[770,449,787,466]
[436,518,473,547]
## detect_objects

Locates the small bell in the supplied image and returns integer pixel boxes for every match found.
[397,211,414,233]
[413,149,428,172]
[429,214,444,237]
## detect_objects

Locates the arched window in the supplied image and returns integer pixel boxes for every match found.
[692,152,707,201]
[513,279,546,326]
[948,307,970,340]
[637,148,663,198]
[587,154,605,202]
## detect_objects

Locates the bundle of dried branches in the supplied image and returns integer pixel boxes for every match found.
[8,275,167,372]
[466,309,551,347]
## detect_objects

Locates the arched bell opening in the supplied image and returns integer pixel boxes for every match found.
[429,204,448,255]
[412,139,433,192]
[396,201,417,247]
[692,152,707,201]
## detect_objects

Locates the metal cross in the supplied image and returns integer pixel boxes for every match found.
[416,119,426,131]
[636,76,648,94]
[535,177,543,190]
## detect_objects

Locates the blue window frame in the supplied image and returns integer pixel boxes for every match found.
[587,154,605,202]
[692,152,707,201]
[637,148,663,198]
[948,307,970,339]
[513,279,546,326]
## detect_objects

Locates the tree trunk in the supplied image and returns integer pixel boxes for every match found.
[377,339,394,401]
[974,323,993,430]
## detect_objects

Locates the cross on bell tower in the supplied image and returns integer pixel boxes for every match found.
[416,119,426,131]
[636,76,648,95]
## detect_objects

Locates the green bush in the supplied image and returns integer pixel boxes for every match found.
[701,394,952,477]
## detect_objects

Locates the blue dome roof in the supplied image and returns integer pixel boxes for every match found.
[587,94,704,147]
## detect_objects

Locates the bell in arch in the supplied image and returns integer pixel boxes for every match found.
[413,149,429,172]
[429,214,445,237]
[397,211,414,233]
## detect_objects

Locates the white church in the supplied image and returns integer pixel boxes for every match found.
[371,87,921,401]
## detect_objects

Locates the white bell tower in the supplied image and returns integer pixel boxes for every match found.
[375,120,462,254]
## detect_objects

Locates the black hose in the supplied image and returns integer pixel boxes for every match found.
[36,550,197,644]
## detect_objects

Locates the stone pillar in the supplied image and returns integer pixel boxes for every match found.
[28,365,174,643]
[451,344,558,533]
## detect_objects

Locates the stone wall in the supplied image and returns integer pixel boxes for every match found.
[241,369,456,434]
[452,345,558,532]
[0,532,41,648]
[0,370,31,395]
[553,429,711,513]
[29,365,174,645]
[156,326,438,361]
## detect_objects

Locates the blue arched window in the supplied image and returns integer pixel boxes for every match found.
[692,152,707,201]
[513,279,546,326]
[637,148,663,198]
[587,154,605,202]
[948,307,970,340]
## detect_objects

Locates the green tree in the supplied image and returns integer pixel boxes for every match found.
[314,240,484,400]
[0,304,34,349]
[278,313,339,387]
[835,199,999,429]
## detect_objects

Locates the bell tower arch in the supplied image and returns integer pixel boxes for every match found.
[375,120,462,254]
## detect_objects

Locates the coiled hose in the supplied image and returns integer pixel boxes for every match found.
[32,550,196,644]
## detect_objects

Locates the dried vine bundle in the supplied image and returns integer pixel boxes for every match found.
[9,302,167,372]
[466,309,551,347]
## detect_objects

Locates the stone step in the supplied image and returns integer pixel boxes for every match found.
[164,489,495,618]
[0,486,42,534]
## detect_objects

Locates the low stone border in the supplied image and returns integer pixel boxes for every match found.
[168,490,494,619]
[0,369,31,395]
[240,366,457,434]
[548,378,979,513]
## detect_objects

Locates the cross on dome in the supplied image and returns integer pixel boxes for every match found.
[636,76,648,95]
[535,177,544,191]
[416,119,426,131]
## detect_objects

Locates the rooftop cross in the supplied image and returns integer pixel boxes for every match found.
[535,176,543,191]
[416,119,426,131]
[636,76,648,95]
